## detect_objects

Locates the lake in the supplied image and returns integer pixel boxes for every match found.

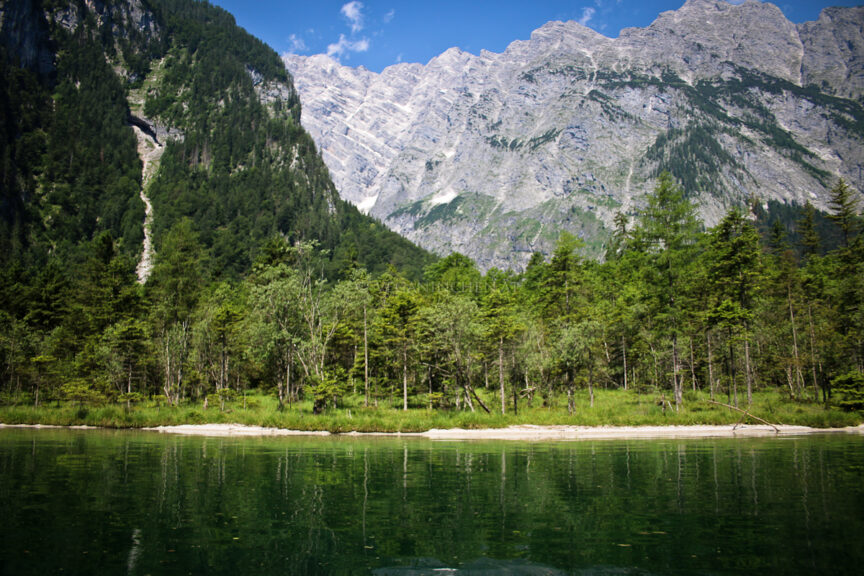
[0,428,862,575]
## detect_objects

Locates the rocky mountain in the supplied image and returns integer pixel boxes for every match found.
[284,0,864,270]
[0,0,432,280]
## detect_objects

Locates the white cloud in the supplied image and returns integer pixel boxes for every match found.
[341,1,365,33]
[286,33,307,53]
[327,34,370,59]
[578,7,595,26]
[383,9,395,24]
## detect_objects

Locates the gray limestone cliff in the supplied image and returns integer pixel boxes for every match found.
[285,0,864,270]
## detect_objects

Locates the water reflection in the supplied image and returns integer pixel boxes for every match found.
[0,430,862,576]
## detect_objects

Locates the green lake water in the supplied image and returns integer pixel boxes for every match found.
[0,429,862,575]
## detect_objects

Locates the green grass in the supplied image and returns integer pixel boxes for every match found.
[0,388,860,433]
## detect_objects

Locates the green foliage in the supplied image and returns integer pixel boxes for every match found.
[832,371,864,411]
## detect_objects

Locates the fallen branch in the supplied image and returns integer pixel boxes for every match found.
[708,400,780,433]
[467,385,491,414]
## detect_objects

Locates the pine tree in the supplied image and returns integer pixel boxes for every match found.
[706,208,763,406]
[827,178,861,248]
[633,172,700,410]
[797,201,822,258]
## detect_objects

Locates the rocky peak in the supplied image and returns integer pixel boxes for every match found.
[798,5,864,98]
[618,0,803,84]
[285,1,864,270]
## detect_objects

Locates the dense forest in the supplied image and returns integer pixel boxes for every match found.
[0,0,862,420]
[1,171,861,415]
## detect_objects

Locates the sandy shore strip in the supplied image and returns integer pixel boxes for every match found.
[416,424,864,441]
[3,422,863,439]
[142,424,332,437]
[140,423,864,439]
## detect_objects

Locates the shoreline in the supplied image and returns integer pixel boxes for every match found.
[3,422,864,440]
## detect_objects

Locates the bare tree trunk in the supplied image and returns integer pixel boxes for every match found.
[499,337,506,415]
[176,320,189,405]
[468,385,490,413]
[707,331,715,401]
[163,336,173,406]
[744,336,753,407]
[402,345,408,411]
[282,362,289,408]
[807,304,820,402]
[364,305,369,407]
[672,336,682,411]
[127,363,133,396]
[689,335,697,392]
[785,366,795,397]
[728,332,738,408]
[788,287,805,396]
[622,336,628,391]
[126,364,134,408]
[463,385,475,412]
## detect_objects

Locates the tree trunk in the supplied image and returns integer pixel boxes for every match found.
[402,344,408,411]
[463,385,475,412]
[806,304,820,403]
[744,335,753,407]
[499,337,506,415]
[672,336,682,411]
[707,331,715,401]
[162,337,173,406]
[468,385,491,414]
[689,335,697,392]
[728,331,738,408]
[364,305,369,407]
[622,336,628,391]
[788,287,805,396]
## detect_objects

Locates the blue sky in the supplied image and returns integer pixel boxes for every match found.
[211,0,863,72]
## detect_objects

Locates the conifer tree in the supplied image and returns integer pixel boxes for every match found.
[797,201,822,258]
[633,172,700,409]
[827,178,861,249]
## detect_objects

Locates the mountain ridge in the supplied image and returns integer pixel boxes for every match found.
[285,0,864,270]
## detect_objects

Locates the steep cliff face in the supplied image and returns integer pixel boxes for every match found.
[285,0,864,270]
[799,6,864,99]
[0,0,55,80]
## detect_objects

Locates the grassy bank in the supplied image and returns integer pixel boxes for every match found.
[1,389,861,432]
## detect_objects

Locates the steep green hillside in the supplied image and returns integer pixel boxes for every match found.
[0,0,432,279]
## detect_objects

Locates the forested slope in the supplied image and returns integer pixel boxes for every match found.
[0,0,433,278]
